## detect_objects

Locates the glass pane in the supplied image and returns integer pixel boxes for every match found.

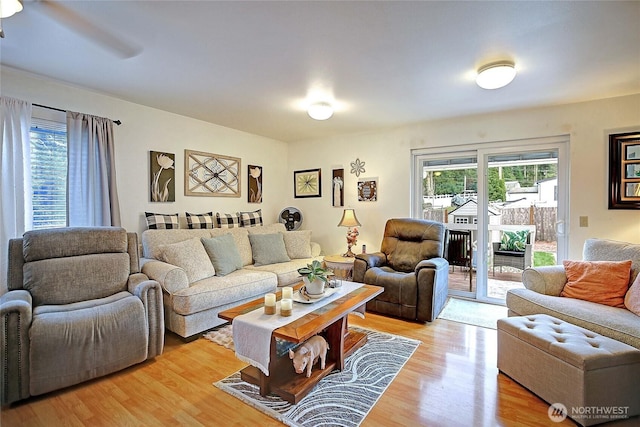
[423,160,478,295]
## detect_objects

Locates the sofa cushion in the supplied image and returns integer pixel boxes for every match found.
[186,212,215,229]
[506,288,640,349]
[282,230,312,259]
[245,256,324,287]
[141,229,213,260]
[159,237,215,283]
[561,260,632,308]
[248,233,290,266]
[210,227,253,266]
[625,273,640,316]
[30,291,148,396]
[201,234,243,276]
[247,222,287,235]
[171,269,276,315]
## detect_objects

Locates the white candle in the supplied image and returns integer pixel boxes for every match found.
[282,287,293,300]
[264,293,276,306]
[281,298,292,310]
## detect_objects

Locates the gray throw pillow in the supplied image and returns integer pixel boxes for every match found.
[248,233,291,266]
[201,234,243,276]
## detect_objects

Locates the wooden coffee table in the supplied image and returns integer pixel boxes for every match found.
[218,282,383,404]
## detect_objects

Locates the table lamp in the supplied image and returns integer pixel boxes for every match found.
[338,208,361,257]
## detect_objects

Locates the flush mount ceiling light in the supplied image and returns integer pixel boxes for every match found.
[0,0,23,18]
[476,61,517,90]
[307,102,334,120]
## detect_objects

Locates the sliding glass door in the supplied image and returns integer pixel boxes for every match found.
[412,136,569,304]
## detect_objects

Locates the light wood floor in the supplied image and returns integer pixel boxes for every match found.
[2,313,637,427]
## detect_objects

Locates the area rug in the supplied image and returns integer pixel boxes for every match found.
[203,324,235,350]
[214,327,419,427]
[438,297,508,329]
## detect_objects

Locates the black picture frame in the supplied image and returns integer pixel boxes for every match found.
[294,168,322,198]
[608,131,640,209]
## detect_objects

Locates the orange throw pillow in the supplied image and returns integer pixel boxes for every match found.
[561,260,632,308]
[624,273,640,316]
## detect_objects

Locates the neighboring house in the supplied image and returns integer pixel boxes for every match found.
[505,178,557,207]
[448,199,501,226]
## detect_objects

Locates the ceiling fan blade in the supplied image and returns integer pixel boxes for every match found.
[34,0,142,58]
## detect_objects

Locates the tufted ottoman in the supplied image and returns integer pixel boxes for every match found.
[497,314,640,426]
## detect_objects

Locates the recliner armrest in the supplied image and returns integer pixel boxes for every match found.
[0,290,33,405]
[356,252,387,268]
[521,265,567,296]
[415,257,449,272]
[130,279,165,357]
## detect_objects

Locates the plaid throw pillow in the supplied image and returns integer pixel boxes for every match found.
[215,212,241,228]
[240,209,263,227]
[186,212,215,229]
[145,212,179,229]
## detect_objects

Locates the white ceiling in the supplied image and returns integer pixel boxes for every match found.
[1,1,639,142]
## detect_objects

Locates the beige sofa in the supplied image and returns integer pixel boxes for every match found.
[140,223,323,338]
[506,238,640,349]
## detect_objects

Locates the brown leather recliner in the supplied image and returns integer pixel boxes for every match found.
[353,218,449,322]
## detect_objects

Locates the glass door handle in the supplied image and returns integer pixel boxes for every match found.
[555,220,565,236]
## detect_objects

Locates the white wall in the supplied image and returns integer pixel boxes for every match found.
[1,67,289,239]
[288,94,640,259]
[3,66,639,261]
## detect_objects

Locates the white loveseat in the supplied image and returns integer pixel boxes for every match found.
[140,223,323,338]
[506,238,640,349]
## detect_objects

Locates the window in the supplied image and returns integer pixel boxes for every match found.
[30,118,67,229]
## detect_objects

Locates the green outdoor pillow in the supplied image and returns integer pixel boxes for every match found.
[201,234,243,276]
[248,233,291,266]
[499,230,529,252]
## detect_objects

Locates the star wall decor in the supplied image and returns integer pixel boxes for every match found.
[350,158,366,177]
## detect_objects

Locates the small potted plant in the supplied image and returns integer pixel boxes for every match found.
[297,260,334,296]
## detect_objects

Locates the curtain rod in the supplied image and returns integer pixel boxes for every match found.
[33,103,122,126]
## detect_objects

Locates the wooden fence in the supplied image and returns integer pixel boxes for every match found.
[500,206,557,242]
[423,206,557,242]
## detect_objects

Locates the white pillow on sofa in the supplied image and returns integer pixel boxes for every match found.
[282,230,312,259]
[159,237,215,283]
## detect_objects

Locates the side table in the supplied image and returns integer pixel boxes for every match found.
[324,254,356,281]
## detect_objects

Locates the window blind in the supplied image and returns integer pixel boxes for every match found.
[30,118,67,229]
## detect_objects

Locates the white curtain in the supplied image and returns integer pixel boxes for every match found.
[0,97,32,292]
[66,111,121,227]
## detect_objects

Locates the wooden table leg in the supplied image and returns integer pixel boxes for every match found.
[325,316,347,371]
[257,334,277,396]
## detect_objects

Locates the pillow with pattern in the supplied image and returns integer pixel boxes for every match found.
[145,212,179,229]
[186,212,214,229]
[215,212,241,228]
[499,230,529,252]
[239,209,263,227]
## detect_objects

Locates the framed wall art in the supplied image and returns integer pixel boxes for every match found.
[358,177,378,202]
[150,151,175,202]
[294,168,322,198]
[185,149,241,197]
[248,165,263,203]
[332,168,344,207]
[608,131,640,209]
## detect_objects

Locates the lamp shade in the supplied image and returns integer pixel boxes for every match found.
[0,0,22,18]
[476,61,516,90]
[337,209,361,228]
[307,102,334,120]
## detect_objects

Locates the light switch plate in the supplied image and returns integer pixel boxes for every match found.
[579,216,588,227]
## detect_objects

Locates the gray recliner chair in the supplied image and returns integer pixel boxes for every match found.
[1,227,164,405]
[353,218,449,322]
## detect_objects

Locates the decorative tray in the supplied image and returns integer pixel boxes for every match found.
[292,287,339,304]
